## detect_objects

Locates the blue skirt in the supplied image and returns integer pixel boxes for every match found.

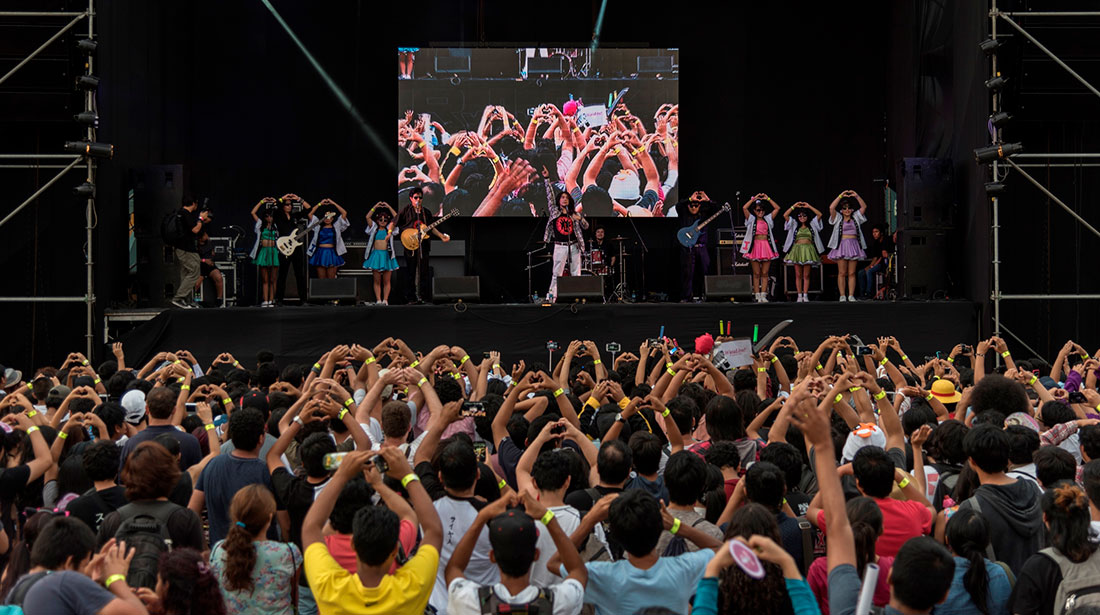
[310,248,345,267]
[364,249,399,271]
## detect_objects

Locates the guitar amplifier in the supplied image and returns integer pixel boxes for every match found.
[717,228,745,246]
[309,278,358,304]
[206,236,235,260]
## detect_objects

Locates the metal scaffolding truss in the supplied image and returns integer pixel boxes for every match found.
[987,3,1100,347]
[0,3,97,356]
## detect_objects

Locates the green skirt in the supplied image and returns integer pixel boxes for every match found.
[254,246,280,267]
[784,243,821,265]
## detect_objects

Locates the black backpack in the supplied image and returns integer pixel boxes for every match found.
[662,517,706,557]
[161,210,184,244]
[477,585,554,614]
[112,502,177,589]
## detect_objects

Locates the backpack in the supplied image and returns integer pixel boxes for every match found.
[161,209,184,244]
[477,585,555,615]
[1041,547,1100,615]
[4,570,49,609]
[662,517,706,557]
[112,502,177,589]
[579,488,623,562]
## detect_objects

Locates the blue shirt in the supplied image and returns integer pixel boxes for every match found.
[564,547,713,615]
[933,556,1012,615]
[196,452,276,545]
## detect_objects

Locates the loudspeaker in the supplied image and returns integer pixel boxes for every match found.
[556,276,604,301]
[899,158,954,230]
[433,276,480,303]
[705,275,753,300]
[130,165,184,307]
[897,229,949,299]
[308,278,358,303]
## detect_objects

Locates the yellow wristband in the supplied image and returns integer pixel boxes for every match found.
[94,378,101,385]
[1082,354,1090,360]
[26,410,36,418]
[816,364,824,371]
[338,408,349,420]
[873,390,886,401]
[416,377,428,388]
[925,393,935,401]
[879,357,889,366]
[491,156,500,164]
[553,388,564,398]
[618,397,630,410]
[499,478,508,490]
[418,141,428,150]
[26,383,32,390]
[411,360,420,368]
[757,367,767,373]
[667,367,677,376]
[849,386,862,392]
[897,477,910,489]
[459,355,470,366]
[1028,375,1037,386]
[593,359,602,365]
[662,408,671,417]
[901,355,908,362]
[364,357,376,366]
[665,361,674,368]
[947,357,955,363]
[670,518,682,534]
[58,431,68,440]
[313,363,322,370]
[449,146,461,156]
[493,363,501,369]
[27,426,39,434]
[401,473,420,488]
[233,360,240,367]
[833,394,843,403]
[540,510,555,525]
[222,397,232,406]
[1001,350,1011,358]
[82,359,89,366]
[205,424,215,431]
[452,372,462,380]
[172,360,181,365]
[104,574,126,589]
[771,356,779,364]
[180,385,190,391]
[585,397,600,409]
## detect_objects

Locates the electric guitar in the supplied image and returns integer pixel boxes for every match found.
[276,212,336,257]
[677,203,731,248]
[400,208,459,252]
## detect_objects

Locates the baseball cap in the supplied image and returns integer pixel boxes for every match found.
[487,509,539,566]
[842,422,886,463]
[121,390,147,424]
[46,385,72,406]
[240,391,270,416]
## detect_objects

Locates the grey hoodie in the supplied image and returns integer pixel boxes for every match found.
[960,478,1046,574]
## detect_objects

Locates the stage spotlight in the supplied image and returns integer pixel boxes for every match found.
[76,38,98,54]
[65,141,114,159]
[75,74,100,90]
[985,75,1007,91]
[74,111,98,127]
[73,182,96,197]
[985,181,1006,194]
[980,38,1002,55]
[974,142,1023,163]
[990,111,1012,127]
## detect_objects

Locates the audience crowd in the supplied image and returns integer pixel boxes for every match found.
[1,333,1100,615]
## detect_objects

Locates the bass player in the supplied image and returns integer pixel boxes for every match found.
[676,190,718,302]
[273,193,312,305]
[397,186,450,304]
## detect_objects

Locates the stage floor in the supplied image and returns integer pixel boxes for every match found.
[116,300,980,367]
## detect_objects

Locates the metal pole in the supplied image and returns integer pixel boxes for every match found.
[1001,294,1100,300]
[0,158,83,228]
[998,11,1100,17]
[991,0,1001,340]
[998,15,1100,102]
[1015,163,1100,168]
[0,13,87,86]
[1014,153,1100,158]
[1004,158,1100,240]
[0,11,87,16]
[85,0,95,358]
[0,154,83,159]
[999,323,1048,363]
[0,164,80,169]
[0,296,87,303]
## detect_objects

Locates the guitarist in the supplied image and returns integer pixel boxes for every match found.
[274,193,312,305]
[397,186,450,303]
[676,191,718,302]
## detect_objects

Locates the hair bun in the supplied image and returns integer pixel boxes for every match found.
[1053,483,1087,511]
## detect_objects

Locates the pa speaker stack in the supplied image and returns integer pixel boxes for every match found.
[897,158,954,300]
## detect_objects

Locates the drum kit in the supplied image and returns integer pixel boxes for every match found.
[526,236,633,302]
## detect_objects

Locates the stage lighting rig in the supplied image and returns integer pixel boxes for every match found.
[974,142,1023,164]
[73,182,95,197]
[76,38,98,54]
[990,111,1012,127]
[74,111,98,127]
[75,74,100,90]
[985,181,1006,194]
[979,38,1002,56]
[985,75,1007,92]
[65,141,114,159]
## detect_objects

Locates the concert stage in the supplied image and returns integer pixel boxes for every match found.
[116,300,979,367]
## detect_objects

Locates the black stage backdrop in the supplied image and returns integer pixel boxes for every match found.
[3,0,1016,367]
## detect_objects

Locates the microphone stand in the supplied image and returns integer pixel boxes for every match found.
[623,211,648,301]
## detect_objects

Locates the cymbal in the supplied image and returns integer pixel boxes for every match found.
[604,236,629,241]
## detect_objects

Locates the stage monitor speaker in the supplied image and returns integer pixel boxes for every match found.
[899,158,954,230]
[433,276,480,303]
[556,276,604,301]
[308,278,358,303]
[897,229,949,299]
[705,275,753,300]
[528,56,564,74]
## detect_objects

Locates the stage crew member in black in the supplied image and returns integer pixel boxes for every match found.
[397,186,450,303]
[676,191,718,302]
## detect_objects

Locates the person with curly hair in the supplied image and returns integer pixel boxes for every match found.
[134,548,226,615]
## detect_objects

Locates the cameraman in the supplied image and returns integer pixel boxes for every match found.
[171,195,211,309]
[274,193,313,305]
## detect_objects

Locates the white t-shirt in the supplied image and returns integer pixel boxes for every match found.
[369,430,428,462]
[529,505,582,587]
[447,578,585,615]
[429,497,499,615]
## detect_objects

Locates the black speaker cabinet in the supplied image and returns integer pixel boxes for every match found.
[899,158,954,230]
[897,229,949,299]
[556,276,604,301]
[433,276,480,303]
[705,275,753,300]
[308,278,358,303]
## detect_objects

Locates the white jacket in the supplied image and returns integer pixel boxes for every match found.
[306,215,350,257]
[782,216,825,253]
[739,213,777,256]
[826,210,867,250]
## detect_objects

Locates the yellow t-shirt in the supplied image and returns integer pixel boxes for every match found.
[304,541,439,615]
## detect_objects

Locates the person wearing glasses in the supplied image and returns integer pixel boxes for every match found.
[397,186,450,304]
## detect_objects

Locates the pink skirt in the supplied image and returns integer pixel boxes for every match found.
[745,238,778,261]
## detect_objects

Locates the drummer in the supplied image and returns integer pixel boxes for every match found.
[590,226,617,273]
